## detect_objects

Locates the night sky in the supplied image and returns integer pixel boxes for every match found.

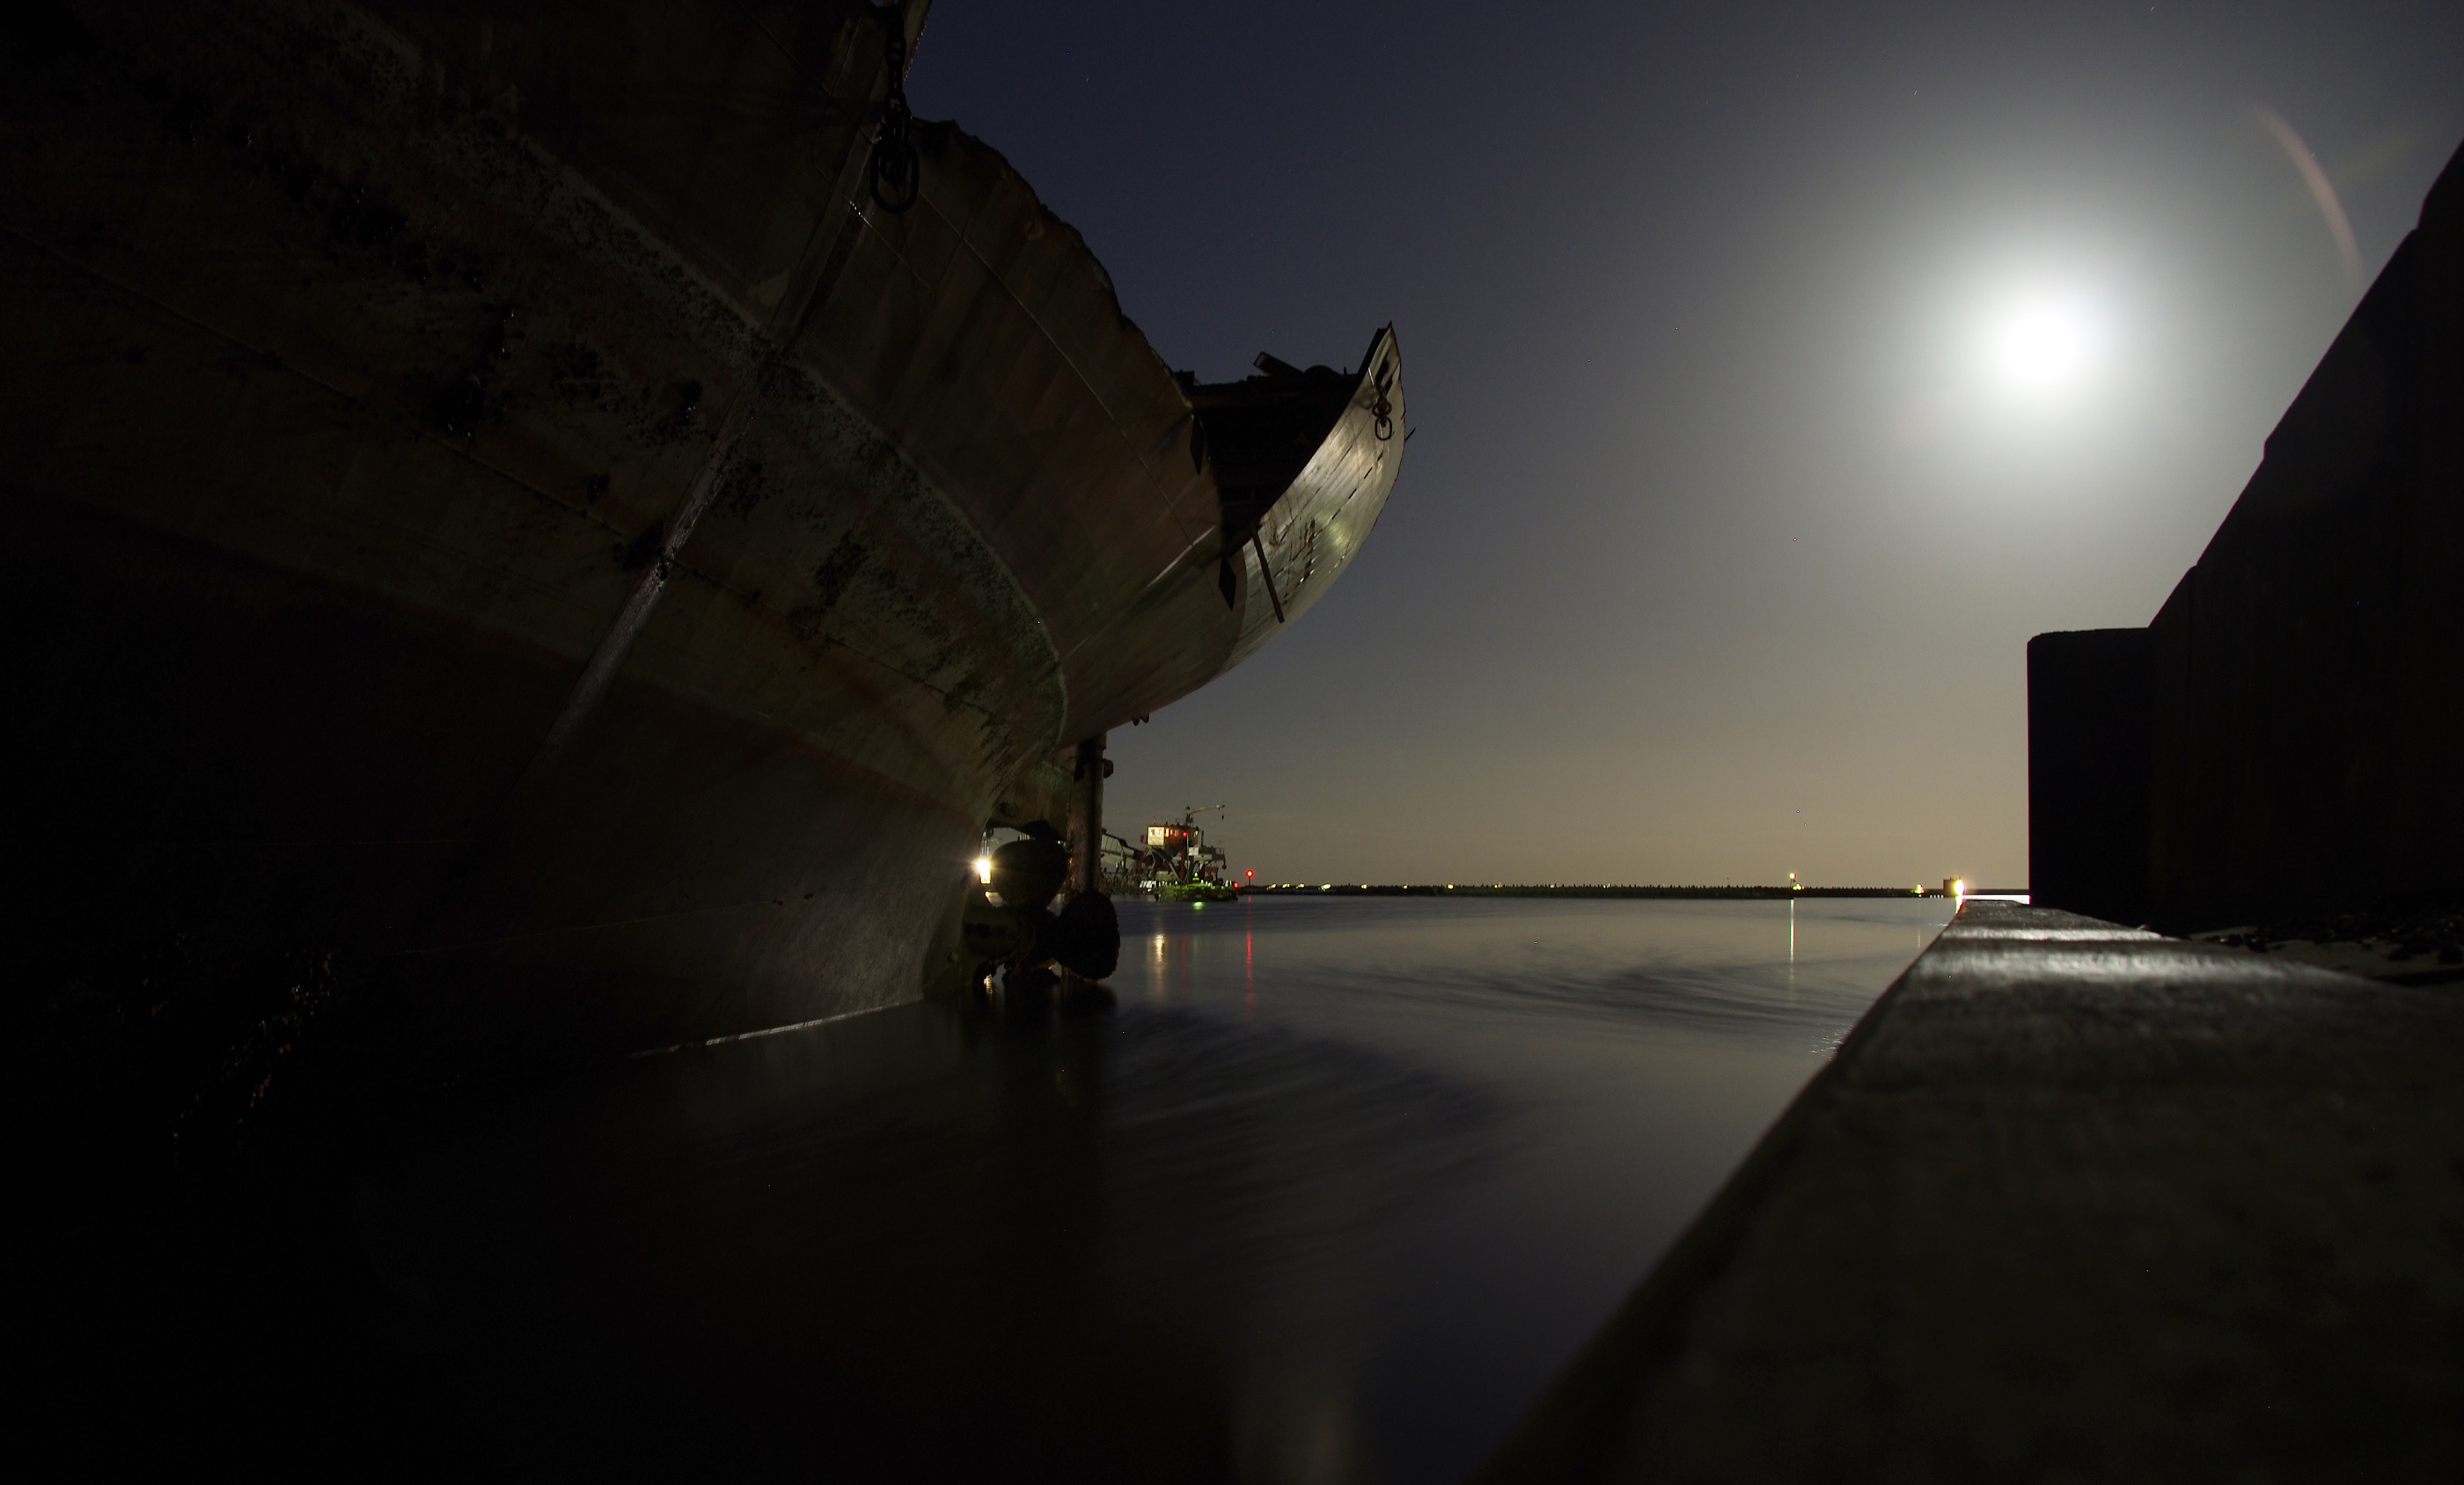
[907,2,2463,888]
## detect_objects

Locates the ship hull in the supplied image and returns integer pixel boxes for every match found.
[4,0,1400,1103]
[17,500,980,1073]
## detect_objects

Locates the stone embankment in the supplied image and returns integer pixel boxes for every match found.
[1478,898,2464,1481]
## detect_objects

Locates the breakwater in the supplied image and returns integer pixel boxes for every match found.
[1244,884,2003,899]
[1475,897,2464,1481]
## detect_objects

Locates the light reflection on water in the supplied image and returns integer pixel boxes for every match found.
[64,896,1948,1479]
[1103,896,1948,1481]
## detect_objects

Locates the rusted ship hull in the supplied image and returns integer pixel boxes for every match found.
[4,0,1402,1101]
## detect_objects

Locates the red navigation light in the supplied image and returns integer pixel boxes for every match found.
[1243,869,1255,879]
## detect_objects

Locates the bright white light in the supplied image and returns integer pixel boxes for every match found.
[974,854,993,884]
[1980,291,2103,399]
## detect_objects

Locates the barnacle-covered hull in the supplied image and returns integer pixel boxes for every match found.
[3,0,1400,1104]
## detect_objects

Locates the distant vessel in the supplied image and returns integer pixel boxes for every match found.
[8,0,1403,1099]
[1140,808,1241,903]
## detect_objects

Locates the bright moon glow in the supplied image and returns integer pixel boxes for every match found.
[1980,291,2103,399]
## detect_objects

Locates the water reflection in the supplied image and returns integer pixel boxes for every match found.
[1103,896,1948,1481]
[33,896,1945,1481]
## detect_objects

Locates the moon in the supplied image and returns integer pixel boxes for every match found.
[1981,291,2104,400]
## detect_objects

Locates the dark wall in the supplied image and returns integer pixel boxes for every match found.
[2029,142,2464,933]
[2147,142,2464,932]
[2028,629,2152,925]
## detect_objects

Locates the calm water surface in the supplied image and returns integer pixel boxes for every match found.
[54,896,1949,1479]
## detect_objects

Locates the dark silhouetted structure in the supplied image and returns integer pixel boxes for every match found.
[2029,142,2463,931]
[4,1,1402,1112]
[2027,626,2152,925]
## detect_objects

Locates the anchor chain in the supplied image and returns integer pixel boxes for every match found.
[1371,359,1397,441]
[867,11,920,214]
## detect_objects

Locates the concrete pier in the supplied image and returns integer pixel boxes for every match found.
[1478,899,2464,1481]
